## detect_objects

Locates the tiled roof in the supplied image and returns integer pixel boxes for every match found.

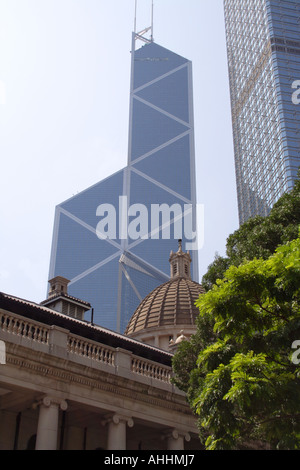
[40,292,91,308]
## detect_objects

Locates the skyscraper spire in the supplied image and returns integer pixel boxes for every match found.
[151,0,154,42]
[134,0,137,33]
[134,0,154,45]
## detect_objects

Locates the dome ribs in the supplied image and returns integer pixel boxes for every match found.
[125,278,205,335]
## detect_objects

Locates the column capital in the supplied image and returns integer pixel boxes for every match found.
[34,395,68,411]
[162,428,191,442]
[102,413,134,428]
[162,428,190,450]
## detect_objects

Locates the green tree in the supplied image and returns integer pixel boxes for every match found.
[173,235,300,450]
[202,254,231,292]
[202,173,300,290]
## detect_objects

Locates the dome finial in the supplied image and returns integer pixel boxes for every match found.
[169,240,192,279]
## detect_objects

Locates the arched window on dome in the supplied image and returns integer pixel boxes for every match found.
[173,262,178,276]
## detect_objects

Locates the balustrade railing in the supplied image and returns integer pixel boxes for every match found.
[131,357,172,383]
[67,335,115,366]
[1,310,172,385]
[0,311,49,343]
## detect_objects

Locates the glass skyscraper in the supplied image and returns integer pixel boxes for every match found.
[48,32,198,333]
[224,0,300,224]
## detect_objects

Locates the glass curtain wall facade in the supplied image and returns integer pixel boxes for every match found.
[224,0,300,224]
[48,34,198,333]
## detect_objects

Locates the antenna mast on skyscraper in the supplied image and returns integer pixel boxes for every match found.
[134,0,154,45]
[151,0,154,42]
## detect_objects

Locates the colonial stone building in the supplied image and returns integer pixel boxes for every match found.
[0,244,204,450]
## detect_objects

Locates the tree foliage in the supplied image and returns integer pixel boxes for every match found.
[172,235,300,449]
[202,173,300,290]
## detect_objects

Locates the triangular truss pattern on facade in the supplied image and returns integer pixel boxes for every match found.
[49,37,198,333]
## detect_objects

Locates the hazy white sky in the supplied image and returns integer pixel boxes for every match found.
[0,0,238,303]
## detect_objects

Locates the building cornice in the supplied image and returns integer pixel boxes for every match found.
[3,342,193,419]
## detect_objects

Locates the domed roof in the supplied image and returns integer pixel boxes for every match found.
[125,276,205,336]
[125,240,205,337]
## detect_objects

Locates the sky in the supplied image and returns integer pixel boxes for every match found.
[0,0,239,304]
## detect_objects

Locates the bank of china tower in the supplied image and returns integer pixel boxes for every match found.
[48,33,198,333]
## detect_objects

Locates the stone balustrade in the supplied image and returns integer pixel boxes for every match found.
[67,334,115,366]
[131,357,172,383]
[0,309,173,386]
[0,311,49,344]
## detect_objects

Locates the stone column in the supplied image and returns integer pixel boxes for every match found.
[165,429,191,450]
[35,396,68,450]
[105,414,134,450]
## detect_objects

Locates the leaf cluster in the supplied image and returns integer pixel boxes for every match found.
[173,235,300,449]
[202,172,300,290]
